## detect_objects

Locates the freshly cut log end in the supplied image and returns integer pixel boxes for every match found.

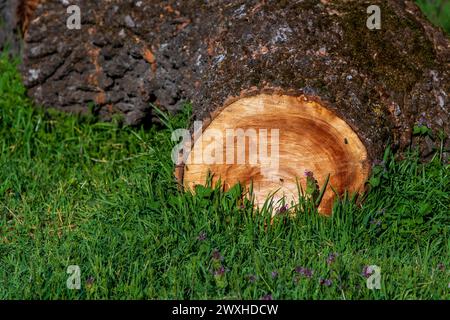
[14,0,450,213]
[180,94,370,215]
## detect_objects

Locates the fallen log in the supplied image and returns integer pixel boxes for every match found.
[12,0,450,213]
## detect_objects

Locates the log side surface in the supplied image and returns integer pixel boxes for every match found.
[14,0,450,163]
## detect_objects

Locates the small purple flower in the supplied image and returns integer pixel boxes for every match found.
[212,249,223,261]
[361,266,373,278]
[304,170,314,178]
[327,253,338,265]
[304,269,314,278]
[261,294,273,300]
[86,276,94,288]
[370,219,382,226]
[437,263,445,272]
[197,231,207,241]
[248,274,257,283]
[271,270,278,279]
[319,278,333,287]
[417,113,428,126]
[295,266,313,278]
[277,204,288,214]
[214,266,226,276]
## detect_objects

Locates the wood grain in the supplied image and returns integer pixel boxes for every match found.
[182,94,370,215]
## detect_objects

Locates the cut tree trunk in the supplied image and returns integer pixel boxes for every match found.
[12,0,450,214]
[0,0,21,54]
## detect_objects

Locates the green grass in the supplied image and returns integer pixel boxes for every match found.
[0,52,449,300]
[1,2,450,299]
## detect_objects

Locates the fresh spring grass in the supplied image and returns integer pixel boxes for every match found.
[0,51,449,299]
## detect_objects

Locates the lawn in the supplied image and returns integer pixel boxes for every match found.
[0,2,449,300]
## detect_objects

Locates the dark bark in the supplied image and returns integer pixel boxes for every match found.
[20,0,207,124]
[17,0,450,161]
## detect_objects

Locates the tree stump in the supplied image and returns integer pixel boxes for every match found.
[10,0,450,214]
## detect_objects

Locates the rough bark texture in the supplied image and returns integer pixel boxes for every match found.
[19,0,207,124]
[13,0,450,161]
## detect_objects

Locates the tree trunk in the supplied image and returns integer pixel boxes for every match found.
[16,0,450,214]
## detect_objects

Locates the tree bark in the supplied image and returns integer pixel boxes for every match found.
[13,0,450,213]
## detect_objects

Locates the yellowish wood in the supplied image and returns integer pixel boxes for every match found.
[182,94,370,215]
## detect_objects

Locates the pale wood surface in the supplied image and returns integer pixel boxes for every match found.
[182,94,370,215]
